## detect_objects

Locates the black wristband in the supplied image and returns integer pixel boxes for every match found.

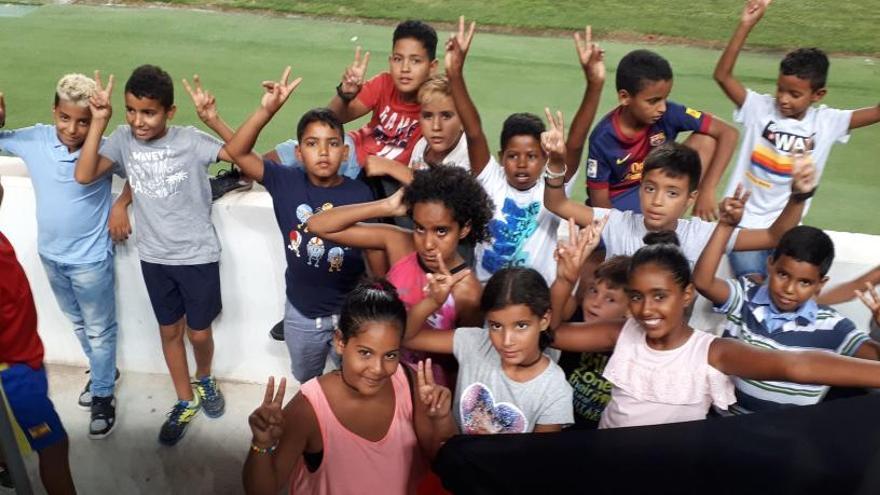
[336,82,357,103]
[791,186,817,203]
[544,178,564,189]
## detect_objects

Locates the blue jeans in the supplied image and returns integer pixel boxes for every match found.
[273,135,362,179]
[283,300,341,383]
[40,255,118,398]
[728,249,772,278]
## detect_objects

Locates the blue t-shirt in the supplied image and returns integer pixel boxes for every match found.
[586,102,712,212]
[261,160,372,317]
[0,124,121,264]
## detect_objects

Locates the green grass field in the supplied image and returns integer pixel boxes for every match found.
[1,4,878,233]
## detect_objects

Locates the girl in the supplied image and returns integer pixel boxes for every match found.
[307,165,493,386]
[551,230,880,429]
[242,280,456,495]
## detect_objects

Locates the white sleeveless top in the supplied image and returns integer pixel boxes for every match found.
[599,318,736,429]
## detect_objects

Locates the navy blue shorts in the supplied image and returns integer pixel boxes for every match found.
[140,261,222,330]
[0,364,66,453]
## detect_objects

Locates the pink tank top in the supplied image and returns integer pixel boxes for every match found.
[291,367,426,495]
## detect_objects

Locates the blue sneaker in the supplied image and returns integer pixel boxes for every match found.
[158,398,200,446]
[193,376,225,418]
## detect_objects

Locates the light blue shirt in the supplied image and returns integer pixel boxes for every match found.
[0,124,121,264]
[751,284,818,333]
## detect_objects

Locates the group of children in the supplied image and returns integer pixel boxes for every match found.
[2,0,880,493]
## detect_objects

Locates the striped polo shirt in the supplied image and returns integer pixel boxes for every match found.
[715,276,869,414]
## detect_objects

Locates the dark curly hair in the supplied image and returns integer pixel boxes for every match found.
[780,48,829,91]
[403,165,494,245]
[125,64,174,109]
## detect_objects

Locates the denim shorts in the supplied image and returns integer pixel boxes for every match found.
[140,261,222,330]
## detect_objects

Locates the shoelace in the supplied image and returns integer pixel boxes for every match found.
[167,401,190,424]
[199,379,219,401]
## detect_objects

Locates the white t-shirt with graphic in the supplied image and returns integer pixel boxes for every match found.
[725,89,853,228]
[408,133,470,171]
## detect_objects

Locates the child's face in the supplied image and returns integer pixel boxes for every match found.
[626,262,693,344]
[389,38,437,97]
[52,99,92,151]
[775,74,826,119]
[124,92,175,141]
[486,303,549,367]
[419,94,462,155]
[639,168,697,231]
[334,322,401,396]
[581,280,628,323]
[412,201,469,272]
[619,79,672,126]
[765,254,827,312]
[294,122,348,182]
[499,135,546,191]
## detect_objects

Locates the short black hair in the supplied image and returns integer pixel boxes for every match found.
[125,64,174,109]
[642,142,702,192]
[338,279,407,341]
[780,48,829,91]
[500,112,544,151]
[404,165,494,245]
[772,226,835,276]
[616,49,673,95]
[630,231,691,289]
[393,20,438,60]
[296,108,345,142]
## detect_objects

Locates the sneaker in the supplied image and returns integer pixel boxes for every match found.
[0,465,13,489]
[210,166,252,201]
[89,395,117,439]
[193,376,226,418]
[158,398,200,446]
[78,368,121,410]
[269,320,285,341]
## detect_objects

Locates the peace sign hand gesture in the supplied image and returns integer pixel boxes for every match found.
[417,359,452,420]
[741,0,772,27]
[790,152,816,194]
[718,184,750,227]
[89,70,114,121]
[573,25,605,83]
[340,46,370,96]
[855,283,880,327]
[248,376,287,449]
[541,108,566,159]
[445,16,476,77]
[555,216,608,285]
[260,66,303,115]
[182,75,218,124]
[423,255,471,307]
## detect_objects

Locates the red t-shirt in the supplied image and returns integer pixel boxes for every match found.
[350,72,422,166]
[0,231,44,369]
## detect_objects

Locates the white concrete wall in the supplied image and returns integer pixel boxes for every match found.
[2,156,877,385]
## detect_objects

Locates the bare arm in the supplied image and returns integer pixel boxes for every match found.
[713,0,771,107]
[182,75,235,162]
[108,181,133,243]
[564,26,606,181]
[544,173,595,227]
[551,320,623,353]
[404,297,456,354]
[327,47,373,123]
[452,276,484,327]
[75,71,117,184]
[586,187,612,209]
[411,361,458,460]
[693,117,739,221]
[817,266,880,305]
[693,187,750,305]
[849,104,880,130]
[363,155,415,185]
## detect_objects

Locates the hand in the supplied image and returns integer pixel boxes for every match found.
[364,155,387,178]
[108,203,131,243]
[0,92,5,128]
[444,16,475,77]
[248,376,287,449]
[340,46,370,95]
[182,75,218,124]
[384,187,408,217]
[259,66,303,115]
[573,25,605,83]
[855,282,880,327]
[541,108,566,159]
[423,255,471,306]
[718,184,750,226]
[741,0,771,27]
[89,70,114,121]
[555,216,608,285]
[417,359,452,420]
[693,188,719,221]
[790,152,816,194]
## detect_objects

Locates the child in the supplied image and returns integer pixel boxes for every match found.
[242,280,457,495]
[552,233,880,428]
[0,74,126,439]
[713,0,880,276]
[446,17,603,284]
[855,283,880,334]
[222,67,374,383]
[694,198,880,414]
[74,65,234,445]
[544,139,813,266]
[0,180,77,494]
[307,165,492,386]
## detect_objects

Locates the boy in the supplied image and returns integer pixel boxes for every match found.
[543,142,813,265]
[447,17,604,285]
[222,67,373,383]
[694,213,880,413]
[713,0,880,276]
[587,49,738,219]
[0,179,77,494]
[0,74,125,439]
[74,65,233,446]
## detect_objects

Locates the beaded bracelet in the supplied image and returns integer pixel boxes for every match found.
[543,163,567,180]
[250,443,278,455]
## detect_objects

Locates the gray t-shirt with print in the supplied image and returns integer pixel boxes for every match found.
[452,327,573,434]
[101,125,223,265]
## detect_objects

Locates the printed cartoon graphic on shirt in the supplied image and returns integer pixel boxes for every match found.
[748,123,816,183]
[327,247,344,272]
[292,202,344,270]
[127,147,187,199]
[371,106,418,161]
[425,295,457,330]
[306,237,325,267]
[460,382,528,434]
[482,198,541,275]
[288,231,302,256]
[296,204,313,231]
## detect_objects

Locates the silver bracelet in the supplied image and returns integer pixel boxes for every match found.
[543,163,567,180]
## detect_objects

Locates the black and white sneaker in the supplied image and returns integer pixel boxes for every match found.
[78,368,121,410]
[89,395,117,439]
[211,166,253,201]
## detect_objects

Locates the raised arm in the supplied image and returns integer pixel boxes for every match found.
[818,266,880,305]
[714,0,771,107]
[411,359,458,459]
[551,319,623,353]
[327,46,372,123]
[849,104,880,130]
[223,67,302,182]
[550,217,608,327]
[693,117,739,221]
[446,16,491,177]
[693,187,750,305]
[403,266,467,355]
[182,75,235,162]
[363,155,415,185]
[75,71,117,184]
[542,111,595,226]
[565,26,606,179]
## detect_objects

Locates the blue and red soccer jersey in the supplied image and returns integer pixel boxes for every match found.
[586,101,712,212]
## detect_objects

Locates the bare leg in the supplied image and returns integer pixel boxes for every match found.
[187,326,214,380]
[159,318,194,401]
[37,437,76,495]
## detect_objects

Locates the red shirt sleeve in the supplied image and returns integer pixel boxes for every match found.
[355,72,391,111]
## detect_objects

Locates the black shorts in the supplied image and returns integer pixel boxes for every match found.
[140,261,222,330]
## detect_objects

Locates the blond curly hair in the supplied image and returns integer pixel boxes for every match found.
[55,73,96,107]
